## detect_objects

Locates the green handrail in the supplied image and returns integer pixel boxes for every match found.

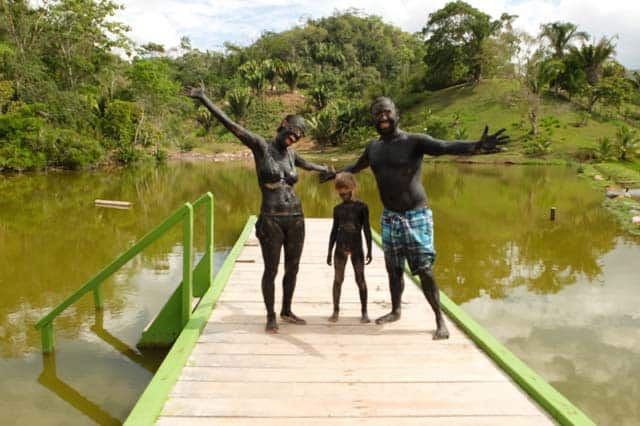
[34,192,215,354]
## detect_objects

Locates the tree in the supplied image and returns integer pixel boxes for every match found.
[278,62,303,92]
[615,125,639,161]
[570,36,619,111]
[42,0,131,90]
[523,53,564,134]
[539,22,588,59]
[0,0,50,101]
[239,60,266,94]
[422,1,503,87]
[262,59,279,92]
[538,22,588,95]
[226,87,252,122]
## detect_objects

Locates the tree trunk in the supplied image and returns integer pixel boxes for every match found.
[529,109,538,135]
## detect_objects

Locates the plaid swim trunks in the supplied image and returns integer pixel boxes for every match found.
[381,207,436,275]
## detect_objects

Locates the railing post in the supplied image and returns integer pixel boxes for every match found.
[93,285,104,310]
[206,192,214,286]
[41,323,55,353]
[182,203,194,327]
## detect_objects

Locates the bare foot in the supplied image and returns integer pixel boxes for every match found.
[281,312,307,325]
[265,317,279,333]
[328,312,339,322]
[375,311,401,324]
[433,324,450,340]
[360,314,371,323]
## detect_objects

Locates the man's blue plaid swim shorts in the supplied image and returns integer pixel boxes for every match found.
[381,207,436,275]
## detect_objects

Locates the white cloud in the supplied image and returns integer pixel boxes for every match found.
[116,0,640,68]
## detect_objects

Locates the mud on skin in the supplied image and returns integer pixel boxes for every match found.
[327,188,372,323]
[188,87,333,332]
[323,96,509,339]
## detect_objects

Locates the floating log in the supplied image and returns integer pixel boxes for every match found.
[94,199,133,209]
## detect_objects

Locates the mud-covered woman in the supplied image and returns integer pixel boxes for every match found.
[187,87,332,332]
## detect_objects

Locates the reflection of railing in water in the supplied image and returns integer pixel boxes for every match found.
[91,309,160,374]
[38,310,166,425]
[38,349,121,426]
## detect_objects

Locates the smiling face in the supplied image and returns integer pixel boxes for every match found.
[276,115,306,149]
[371,97,398,136]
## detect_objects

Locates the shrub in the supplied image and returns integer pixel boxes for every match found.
[615,125,639,161]
[226,87,252,121]
[0,107,46,171]
[42,128,104,169]
[597,137,616,161]
[308,85,330,110]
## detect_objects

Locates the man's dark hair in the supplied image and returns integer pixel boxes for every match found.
[370,96,396,112]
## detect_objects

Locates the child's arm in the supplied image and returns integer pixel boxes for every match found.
[327,207,338,265]
[362,203,372,265]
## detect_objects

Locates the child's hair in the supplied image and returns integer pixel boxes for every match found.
[335,172,357,191]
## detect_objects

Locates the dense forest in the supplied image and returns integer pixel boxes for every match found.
[1,0,639,172]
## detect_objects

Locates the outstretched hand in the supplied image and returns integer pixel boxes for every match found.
[319,165,336,183]
[366,253,372,265]
[475,125,509,154]
[184,85,205,99]
[326,254,332,266]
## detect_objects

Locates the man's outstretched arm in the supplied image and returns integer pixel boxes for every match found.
[415,126,509,156]
[320,145,371,183]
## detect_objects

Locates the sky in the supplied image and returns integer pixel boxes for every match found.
[116,0,640,69]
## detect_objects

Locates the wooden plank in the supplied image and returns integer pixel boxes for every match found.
[166,382,543,416]
[190,341,486,356]
[157,416,552,426]
[177,364,507,382]
[184,351,493,368]
[160,396,546,418]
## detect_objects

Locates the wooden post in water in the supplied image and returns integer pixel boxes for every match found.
[550,207,556,221]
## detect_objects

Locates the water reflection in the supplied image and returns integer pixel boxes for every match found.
[0,161,638,425]
[39,352,120,426]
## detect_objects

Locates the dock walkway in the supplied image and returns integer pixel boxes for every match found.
[156,218,552,425]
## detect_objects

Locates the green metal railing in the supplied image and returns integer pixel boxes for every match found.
[34,192,214,354]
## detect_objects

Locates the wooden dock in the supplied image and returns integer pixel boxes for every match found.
[155,218,552,425]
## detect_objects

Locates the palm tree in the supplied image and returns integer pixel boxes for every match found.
[539,22,588,94]
[615,125,639,161]
[278,63,303,93]
[261,59,279,92]
[571,36,617,86]
[539,22,588,59]
[226,87,252,122]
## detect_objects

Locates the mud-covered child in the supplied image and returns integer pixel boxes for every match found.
[327,172,372,323]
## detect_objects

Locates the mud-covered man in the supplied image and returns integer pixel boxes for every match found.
[323,96,508,339]
[327,172,372,323]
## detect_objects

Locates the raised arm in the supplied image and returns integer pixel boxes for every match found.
[186,86,265,152]
[361,204,372,265]
[414,126,508,156]
[327,208,338,266]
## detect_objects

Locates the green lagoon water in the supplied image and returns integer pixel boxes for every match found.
[0,161,638,425]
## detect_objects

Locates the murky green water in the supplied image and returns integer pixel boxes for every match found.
[0,161,638,425]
